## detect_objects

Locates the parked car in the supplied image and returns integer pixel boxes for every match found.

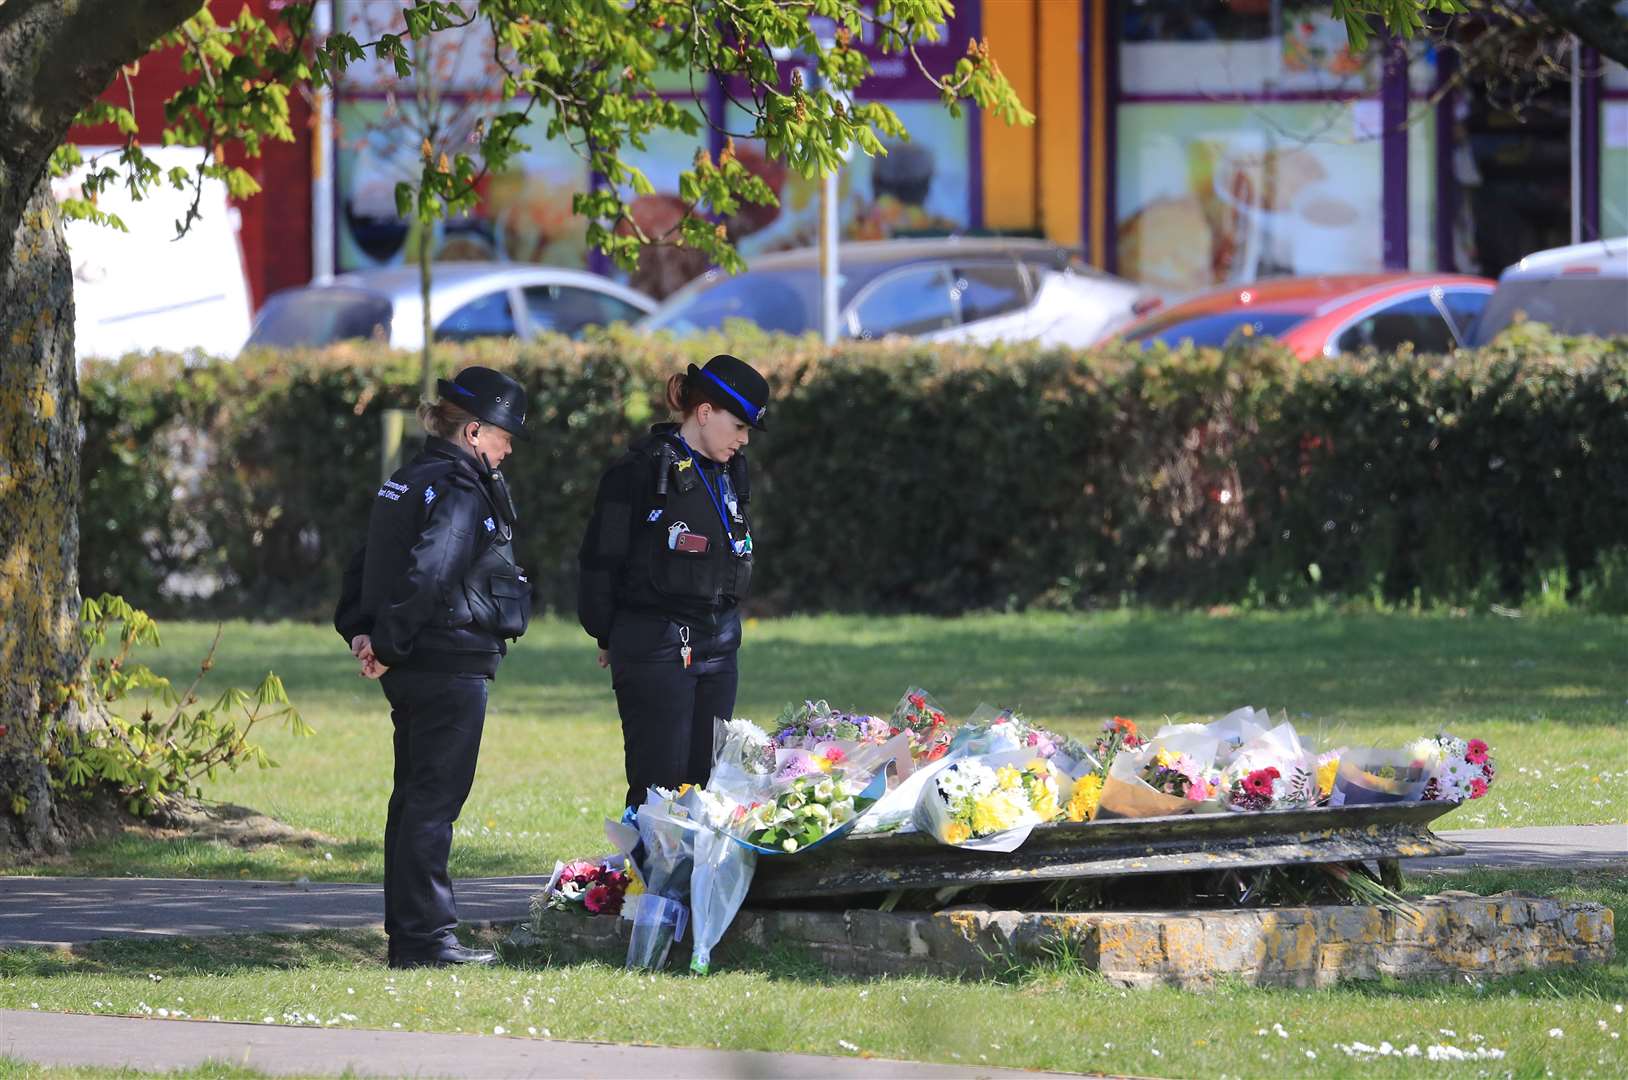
[1469,237,1628,345]
[243,262,657,351]
[1106,273,1497,360]
[639,238,1158,347]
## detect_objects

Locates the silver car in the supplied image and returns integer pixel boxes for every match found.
[639,238,1157,347]
[1469,237,1628,345]
[244,262,657,350]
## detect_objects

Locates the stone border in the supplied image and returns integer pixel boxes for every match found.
[512,891,1613,989]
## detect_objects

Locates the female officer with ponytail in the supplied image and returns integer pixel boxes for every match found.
[577,353,768,810]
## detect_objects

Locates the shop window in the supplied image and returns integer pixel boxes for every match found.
[1115,102,1384,292]
[435,291,518,341]
[1119,0,1380,97]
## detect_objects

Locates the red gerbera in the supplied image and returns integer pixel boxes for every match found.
[1469,777,1488,799]
[584,884,612,914]
[1465,739,1489,765]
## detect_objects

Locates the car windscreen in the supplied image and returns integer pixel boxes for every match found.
[1471,277,1628,344]
[1125,310,1307,349]
[643,270,820,335]
[245,288,392,348]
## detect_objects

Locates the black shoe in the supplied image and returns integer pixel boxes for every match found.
[389,942,498,969]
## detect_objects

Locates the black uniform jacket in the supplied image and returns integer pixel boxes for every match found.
[336,437,529,676]
[577,424,753,650]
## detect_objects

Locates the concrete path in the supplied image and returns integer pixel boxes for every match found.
[0,824,1621,949]
[1420,823,1628,873]
[0,1009,1079,1079]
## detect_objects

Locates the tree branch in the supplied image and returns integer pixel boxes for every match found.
[1526,0,1628,66]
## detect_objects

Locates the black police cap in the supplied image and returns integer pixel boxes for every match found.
[436,367,530,440]
[686,353,769,430]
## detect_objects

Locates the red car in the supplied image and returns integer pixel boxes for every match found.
[1107,273,1496,360]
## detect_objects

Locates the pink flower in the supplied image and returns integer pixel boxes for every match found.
[584,885,612,914]
[821,746,847,765]
[1466,739,1489,765]
[1469,777,1488,799]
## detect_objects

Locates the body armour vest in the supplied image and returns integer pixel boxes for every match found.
[623,437,754,608]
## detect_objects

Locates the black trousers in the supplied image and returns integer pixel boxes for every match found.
[380,668,488,954]
[609,613,740,810]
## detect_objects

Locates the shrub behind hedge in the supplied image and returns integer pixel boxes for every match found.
[77,329,1628,619]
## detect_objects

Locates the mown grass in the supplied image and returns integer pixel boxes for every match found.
[11,611,1624,883]
[0,868,1622,1078]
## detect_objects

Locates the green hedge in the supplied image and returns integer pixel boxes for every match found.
[77,328,1628,619]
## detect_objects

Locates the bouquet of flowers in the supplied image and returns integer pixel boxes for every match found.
[543,857,635,916]
[1419,733,1496,802]
[1090,716,1146,770]
[735,768,877,853]
[772,700,893,748]
[1331,746,1433,805]
[1096,730,1222,818]
[1218,721,1320,812]
[951,705,1098,774]
[915,753,1063,851]
[889,688,955,764]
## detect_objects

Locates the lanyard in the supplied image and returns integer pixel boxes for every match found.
[676,437,743,552]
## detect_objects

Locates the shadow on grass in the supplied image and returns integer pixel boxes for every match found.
[0,929,388,979]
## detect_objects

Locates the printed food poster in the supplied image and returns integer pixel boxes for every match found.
[334,97,592,272]
[725,100,972,261]
[1115,101,1385,292]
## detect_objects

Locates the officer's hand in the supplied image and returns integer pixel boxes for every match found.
[596,648,610,669]
[360,654,389,679]
[350,634,373,659]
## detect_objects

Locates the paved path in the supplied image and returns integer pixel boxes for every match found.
[0,825,1620,949]
[0,1010,1080,1079]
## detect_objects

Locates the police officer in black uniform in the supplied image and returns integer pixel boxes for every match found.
[577,353,767,810]
[335,366,532,968]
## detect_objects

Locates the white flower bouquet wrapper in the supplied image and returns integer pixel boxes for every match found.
[1095,730,1222,819]
[852,744,964,835]
[1219,720,1321,811]
[912,750,1057,853]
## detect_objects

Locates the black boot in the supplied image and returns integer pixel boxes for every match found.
[389,941,498,969]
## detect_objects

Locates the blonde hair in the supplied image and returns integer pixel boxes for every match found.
[417,398,479,440]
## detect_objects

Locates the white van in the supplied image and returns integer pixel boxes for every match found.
[53,145,254,361]
[1470,237,1628,345]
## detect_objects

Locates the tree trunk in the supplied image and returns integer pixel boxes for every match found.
[0,173,81,859]
[1,0,211,860]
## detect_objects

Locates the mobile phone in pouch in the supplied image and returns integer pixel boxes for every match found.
[674,531,710,554]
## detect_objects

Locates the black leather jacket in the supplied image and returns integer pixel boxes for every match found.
[577,424,752,649]
[336,438,530,676]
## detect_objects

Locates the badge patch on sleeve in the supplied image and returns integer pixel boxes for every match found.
[646,509,663,523]
[424,485,438,506]
[484,516,496,533]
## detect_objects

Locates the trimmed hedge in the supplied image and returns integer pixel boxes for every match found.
[78,328,1628,619]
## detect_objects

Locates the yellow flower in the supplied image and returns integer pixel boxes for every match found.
[624,874,645,898]
[944,821,973,844]
[1155,748,1177,769]
[1317,758,1339,798]
[1026,758,1050,774]
[971,791,1025,834]
[1032,789,1059,821]
[676,783,693,797]
[1066,774,1104,822]
[995,765,1022,791]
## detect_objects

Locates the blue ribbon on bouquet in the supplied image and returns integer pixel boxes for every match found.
[727,768,890,856]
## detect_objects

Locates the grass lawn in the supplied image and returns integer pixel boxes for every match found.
[11,610,1624,883]
[0,867,1621,1078]
[2,612,1623,1078]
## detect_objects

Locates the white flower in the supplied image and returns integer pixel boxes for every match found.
[814,778,835,802]
[781,837,799,852]
[829,798,856,824]
[1548,1028,1564,1038]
